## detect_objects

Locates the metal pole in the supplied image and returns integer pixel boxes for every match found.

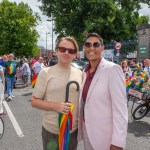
[46,31,47,51]
[52,19,53,51]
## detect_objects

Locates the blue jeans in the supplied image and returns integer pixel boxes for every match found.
[6,77,15,97]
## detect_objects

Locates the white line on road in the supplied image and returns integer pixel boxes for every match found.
[3,101,24,137]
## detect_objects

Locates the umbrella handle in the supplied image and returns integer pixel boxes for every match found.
[65,81,80,102]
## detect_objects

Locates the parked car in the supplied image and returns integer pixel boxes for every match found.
[71,60,88,70]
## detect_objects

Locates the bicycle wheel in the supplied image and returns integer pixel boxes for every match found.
[0,117,4,140]
[132,103,149,120]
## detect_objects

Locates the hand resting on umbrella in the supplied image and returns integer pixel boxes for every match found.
[55,102,71,114]
[31,96,72,114]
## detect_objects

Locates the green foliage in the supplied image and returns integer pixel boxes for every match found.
[39,0,149,45]
[0,0,40,57]
[32,46,41,56]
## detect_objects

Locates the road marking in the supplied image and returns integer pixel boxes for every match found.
[3,101,24,137]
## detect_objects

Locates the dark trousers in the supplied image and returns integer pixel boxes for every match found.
[42,126,78,150]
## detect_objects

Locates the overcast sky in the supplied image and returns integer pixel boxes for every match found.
[0,0,150,50]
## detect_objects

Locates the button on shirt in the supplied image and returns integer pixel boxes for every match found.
[33,62,45,74]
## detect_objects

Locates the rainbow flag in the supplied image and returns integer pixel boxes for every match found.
[31,73,37,88]
[8,64,16,74]
[58,104,74,150]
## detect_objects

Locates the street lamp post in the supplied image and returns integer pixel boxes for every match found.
[46,31,47,51]
[47,18,54,51]
[52,19,53,51]
[46,31,50,50]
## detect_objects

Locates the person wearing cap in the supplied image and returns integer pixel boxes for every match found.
[31,36,82,150]
[78,33,128,150]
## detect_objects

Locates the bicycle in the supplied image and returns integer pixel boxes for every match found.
[0,115,4,140]
[132,93,150,120]
[128,88,150,120]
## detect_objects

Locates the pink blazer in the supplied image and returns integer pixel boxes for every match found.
[78,58,128,150]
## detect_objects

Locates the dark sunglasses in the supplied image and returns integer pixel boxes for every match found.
[84,42,101,48]
[58,47,76,54]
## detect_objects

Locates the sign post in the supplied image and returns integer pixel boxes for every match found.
[114,42,122,64]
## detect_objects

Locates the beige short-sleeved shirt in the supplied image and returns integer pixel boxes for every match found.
[32,64,82,134]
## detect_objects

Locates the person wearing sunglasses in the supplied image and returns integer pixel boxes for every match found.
[31,36,82,150]
[78,33,128,150]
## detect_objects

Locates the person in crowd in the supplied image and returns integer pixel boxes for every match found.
[121,60,132,77]
[2,55,8,63]
[20,58,31,86]
[48,55,58,66]
[144,59,150,75]
[129,59,137,75]
[0,56,4,67]
[2,55,8,93]
[0,64,5,115]
[78,33,128,150]
[19,57,23,67]
[32,57,45,76]
[31,56,38,66]
[0,55,8,67]
[4,53,19,101]
[31,36,82,150]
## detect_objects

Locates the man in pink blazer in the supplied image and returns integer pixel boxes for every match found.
[78,33,128,150]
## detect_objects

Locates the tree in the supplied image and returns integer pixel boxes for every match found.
[0,0,40,57]
[39,0,149,45]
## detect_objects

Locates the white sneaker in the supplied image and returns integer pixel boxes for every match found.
[6,96,12,101]
[11,94,15,98]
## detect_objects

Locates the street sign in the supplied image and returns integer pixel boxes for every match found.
[139,45,148,55]
[114,42,122,50]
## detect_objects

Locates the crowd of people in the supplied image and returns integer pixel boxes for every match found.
[0,52,59,116]
[0,33,149,150]
[121,59,150,93]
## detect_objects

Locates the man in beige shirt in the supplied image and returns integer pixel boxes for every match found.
[32,37,82,150]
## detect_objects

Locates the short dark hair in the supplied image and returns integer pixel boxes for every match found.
[86,33,103,45]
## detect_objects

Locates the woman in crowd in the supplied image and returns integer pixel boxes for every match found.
[121,60,132,77]
[31,36,82,150]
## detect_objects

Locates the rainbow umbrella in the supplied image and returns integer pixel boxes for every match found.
[58,81,79,150]
[31,72,37,88]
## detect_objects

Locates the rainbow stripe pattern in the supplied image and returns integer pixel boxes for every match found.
[31,73,37,88]
[58,104,74,150]
[126,70,149,92]
[8,64,16,74]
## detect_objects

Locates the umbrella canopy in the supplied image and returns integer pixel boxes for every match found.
[58,81,79,150]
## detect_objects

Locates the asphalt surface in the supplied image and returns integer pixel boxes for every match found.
[0,86,150,150]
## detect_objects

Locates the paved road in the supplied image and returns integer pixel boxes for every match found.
[0,86,150,150]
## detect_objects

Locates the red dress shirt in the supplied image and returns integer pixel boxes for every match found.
[82,60,100,102]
